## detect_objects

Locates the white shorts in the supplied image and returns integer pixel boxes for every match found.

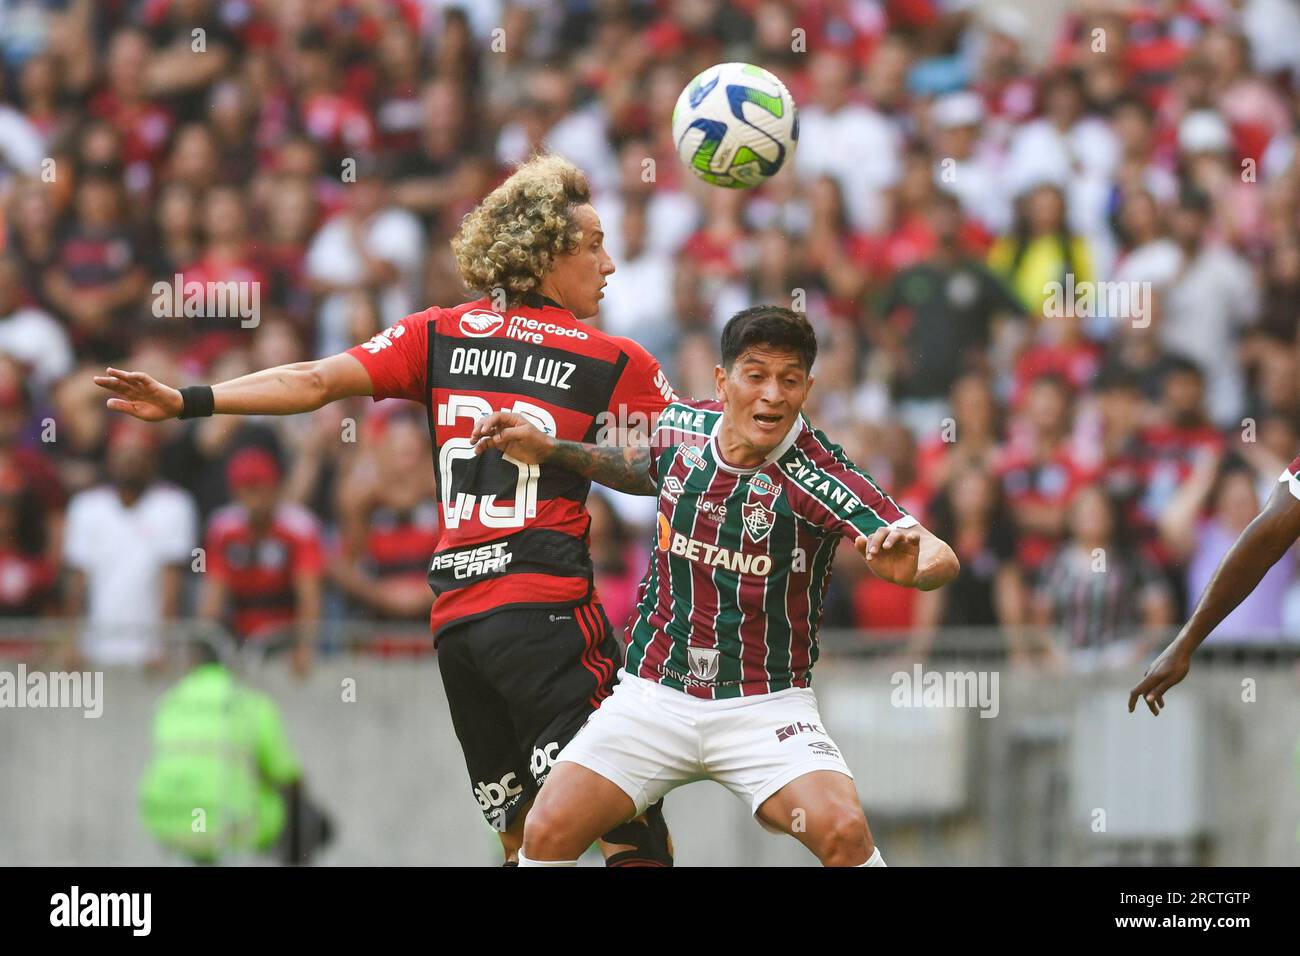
[555,671,853,827]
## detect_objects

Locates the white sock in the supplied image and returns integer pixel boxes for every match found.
[856,847,886,867]
[517,849,579,867]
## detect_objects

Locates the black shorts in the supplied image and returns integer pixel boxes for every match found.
[437,600,622,832]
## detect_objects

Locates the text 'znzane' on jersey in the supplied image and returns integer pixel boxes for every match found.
[347,297,674,639]
[627,399,916,699]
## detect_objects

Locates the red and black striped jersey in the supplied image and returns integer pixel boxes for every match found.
[205,503,324,640]
[363,498,440,585]
[347,295,674,639]
[626,399,914,699]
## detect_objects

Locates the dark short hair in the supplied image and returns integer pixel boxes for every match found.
[1165,355,1205,381]
[720,306,818,373]
[1029,370,1071,394]
[1093,366,1142,394]
[1112,94,1154,122]
[1177,186,1213,216]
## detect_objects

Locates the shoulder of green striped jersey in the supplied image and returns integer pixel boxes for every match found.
[653,400,719,438]
[803,419,883,475]
[782,422,899,521]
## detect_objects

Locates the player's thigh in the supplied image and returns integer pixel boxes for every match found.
[755,769,872,854]
[704,688,858,833]
[481,602,622,790]
[436,624,536,837]
[525,760,638,857]
[553,669,701,823]
[477,606,696,835]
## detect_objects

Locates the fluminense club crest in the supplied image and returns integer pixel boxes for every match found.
[741,501,775,543]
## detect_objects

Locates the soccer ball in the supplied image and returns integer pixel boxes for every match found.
[671,62,798,189]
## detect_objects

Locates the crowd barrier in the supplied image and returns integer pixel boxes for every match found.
[2,621,1297,865]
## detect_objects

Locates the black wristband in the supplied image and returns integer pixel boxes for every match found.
[177,385,215,420]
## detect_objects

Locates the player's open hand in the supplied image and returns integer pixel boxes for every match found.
[471,411,554,464]
[94,367,183,421]
[1128,643,1191,716]
[856,526,921,586]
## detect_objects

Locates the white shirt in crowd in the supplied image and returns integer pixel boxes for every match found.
[1112,238,1184,290]
[796,101,902,232]
[1238,0,1300,76]
[0,104,45,184]
[595,249,676,360]
[940,151,1011,235]
[497,105,619,195]
[1160,242,1260,428]
[0,305,73,393]
[596,192,698,264]
[305,207,424,357]
[64,483,197,665]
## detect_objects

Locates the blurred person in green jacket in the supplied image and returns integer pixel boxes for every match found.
[139,645,331,863]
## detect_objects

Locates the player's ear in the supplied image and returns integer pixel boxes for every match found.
[714,364,727,403]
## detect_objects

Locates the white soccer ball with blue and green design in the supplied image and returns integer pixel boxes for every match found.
[671,62,798,189]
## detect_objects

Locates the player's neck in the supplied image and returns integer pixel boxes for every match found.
[524,289,567,312]
[715,423,767,470]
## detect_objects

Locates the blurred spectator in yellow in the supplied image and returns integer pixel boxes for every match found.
[988,182,1095,322]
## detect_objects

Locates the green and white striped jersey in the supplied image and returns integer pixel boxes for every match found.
[626,399,916,699]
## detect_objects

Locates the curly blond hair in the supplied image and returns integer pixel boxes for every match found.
[451,154,593,299]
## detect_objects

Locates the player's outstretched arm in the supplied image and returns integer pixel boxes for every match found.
[471,411,656,496]
[1129,480,1300,716]
[95,352,374,420]
[855,524,959,591]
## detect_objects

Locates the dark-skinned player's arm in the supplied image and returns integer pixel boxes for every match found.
[471,411,656,496]
[1129,480,1300,716]
[94,352,374,420]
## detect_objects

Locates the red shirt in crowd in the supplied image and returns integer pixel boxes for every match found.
[88,90,173,184]
[0,548,56,616]
[362,498,441,591]
[851,474,932,632]
[996,444,1096,572]
[1012,340,1103,407]
[205,502,324,641]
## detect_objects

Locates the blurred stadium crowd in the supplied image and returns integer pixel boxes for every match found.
[2,0,1300,670]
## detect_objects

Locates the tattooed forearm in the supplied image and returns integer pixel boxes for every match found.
[546,441,656,496]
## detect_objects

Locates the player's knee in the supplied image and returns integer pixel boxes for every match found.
[521,800,582,861]
[814,808,871,867]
